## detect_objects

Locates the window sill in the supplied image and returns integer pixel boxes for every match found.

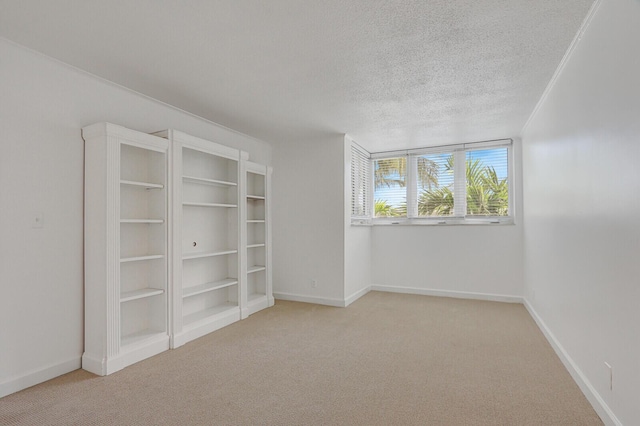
[352,217,515,226]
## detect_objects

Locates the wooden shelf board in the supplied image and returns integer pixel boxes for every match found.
[183,202,238,208]
[248,265,266,274]
[120,219,164,224]
[183,279,238,298]
[120,254,164,263]
[183,249,237,260]
[121,329,166,347]
[120,288,164,303]
[183,175,237,187]
[120,179,164,189]
[183,303,238,327]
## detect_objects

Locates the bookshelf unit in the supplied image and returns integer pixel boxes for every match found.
[242,161,274,318]
[157,130,242,348]
[82,123,170,376]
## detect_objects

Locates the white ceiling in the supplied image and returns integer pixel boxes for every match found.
[0,0,594,151]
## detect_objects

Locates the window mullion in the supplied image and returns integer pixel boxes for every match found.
[453,149,466,217]
[406,155,417,218]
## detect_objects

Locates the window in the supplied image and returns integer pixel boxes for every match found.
[350,144,372,219]
[373,157,406,217]
[371,140,512,224]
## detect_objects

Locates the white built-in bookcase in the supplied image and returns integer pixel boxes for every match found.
[158,129,243,348]
[82,123,170,376]
[82,123,272,374]
[243,161,274,318]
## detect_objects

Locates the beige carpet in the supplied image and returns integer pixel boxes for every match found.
[0,291,601,425]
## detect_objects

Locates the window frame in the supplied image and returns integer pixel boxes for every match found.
[368,139,514,226]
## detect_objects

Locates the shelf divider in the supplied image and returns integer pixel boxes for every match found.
[183,278,238,298]
[183,249,238,260]
[183,202,238,208]
[120,254,164,263]
[248,265,266,274]
[183,175,237,187]
[120,288,164,303]
[120,179,164,189]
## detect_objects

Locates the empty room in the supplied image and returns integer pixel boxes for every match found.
[0,0,638,425]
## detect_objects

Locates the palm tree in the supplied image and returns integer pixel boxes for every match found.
[418,187,454,216]
[374,158,407,188]
[419,155,508,217]
[375,199,402,217]
[467,165,508,215]
[374,157,440,189]
[374,156,440,217]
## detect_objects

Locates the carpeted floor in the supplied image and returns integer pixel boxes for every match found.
[0,291,602,425]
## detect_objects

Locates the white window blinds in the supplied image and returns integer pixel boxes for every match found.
[351,144,372,218]
[373,157,407,217]
[371,139,512,222]
[465,146,510,216]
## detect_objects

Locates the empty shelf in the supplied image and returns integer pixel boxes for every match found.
[120,219,164,224]
[120,180,164,189]
[121,329,166,347]
[248,293,267,304]
[247,195,265,200]
[183,175,237,187]
[248,265,266,274]
[183,202,238,208]
[183,279,238,298]
[183,303,238,326]
[183,249,238,260]
[120,288,164,303]
[120,254,164,263]
[247,243,265,248]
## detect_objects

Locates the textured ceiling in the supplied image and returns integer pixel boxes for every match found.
[0,0,594,151]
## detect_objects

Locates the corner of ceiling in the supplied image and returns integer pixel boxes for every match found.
[520,0,603,138]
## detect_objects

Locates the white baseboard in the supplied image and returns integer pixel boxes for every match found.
[371,284,523,304]
[0,356,81,398]
[273,292,347,307]
[344,286,371,307]
[523,299,621,426]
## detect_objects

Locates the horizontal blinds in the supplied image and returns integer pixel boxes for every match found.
[351,145,372,217]
[370,140,512,220]
[416,152,456,217]
[373,157,407,217]
[465,147,509,216]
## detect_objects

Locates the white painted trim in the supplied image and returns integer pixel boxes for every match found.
[273,292,347,308]
[523,299,621,426]
[0,356,81,398]
[371,285,523,304]
[521,0,603,136]
[243,297,270,318]
[344,286,371,307]
[173,309,241,349]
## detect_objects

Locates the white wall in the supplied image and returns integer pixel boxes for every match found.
[271,134,346,306]
[521,0,640,424]
[343,137,372,305]
[0,38,271,397]
[371,140,524,301]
